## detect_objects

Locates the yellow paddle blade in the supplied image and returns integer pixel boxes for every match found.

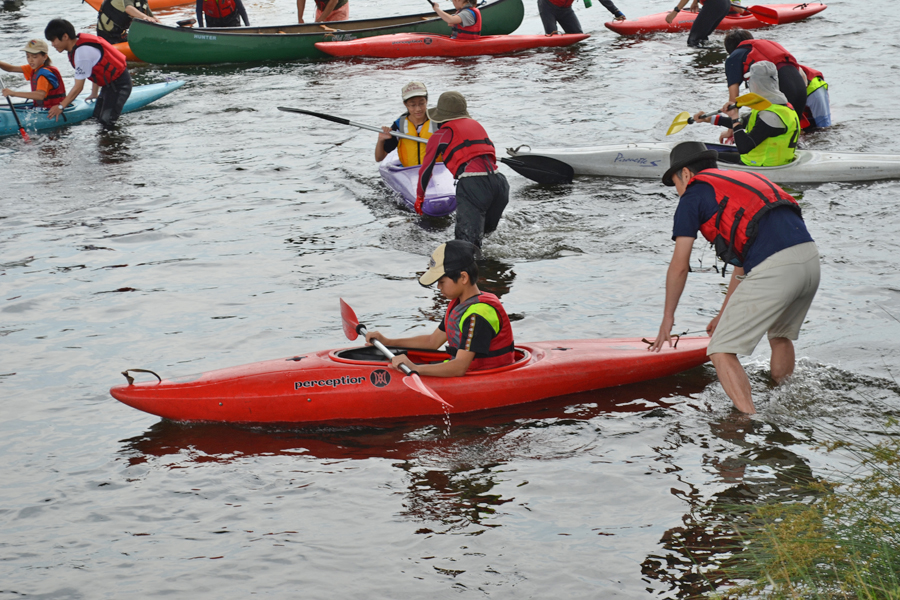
[666,111,691,136]
[735,92,771,111]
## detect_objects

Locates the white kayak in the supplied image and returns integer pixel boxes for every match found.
[503,142,900,184]
[378,150,456,217]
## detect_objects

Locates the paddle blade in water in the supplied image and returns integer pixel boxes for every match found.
[666,111,691,136]
[403,374,453,408]
[499,155,574,184]
[339,298,360,340]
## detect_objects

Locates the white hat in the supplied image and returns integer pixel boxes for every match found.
[401,81,428,101]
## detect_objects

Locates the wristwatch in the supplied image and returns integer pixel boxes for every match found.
[673,6,681,11]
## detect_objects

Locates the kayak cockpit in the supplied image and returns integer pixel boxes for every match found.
[329,345,533,374]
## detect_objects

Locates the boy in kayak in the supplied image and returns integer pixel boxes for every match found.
[693,61,800,167]
[196,0,250,28]
[296,0,349,23]
[429,0,481,39]
[365,240,516,377]
[1,39,66,109]
[538,0,626,36]
[650,141,819,414]
[375,81,439,168]
[416,91,510,248]
[666,0,731,47]
[96,0,159,45]
[45,19,132,129]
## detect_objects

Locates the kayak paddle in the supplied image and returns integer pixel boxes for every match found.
[730,3,780,25]
[1,75,30,143]
[339,298,453,409]
[278,106,428,143]
[666,92,771,136]
[499,153,574,185]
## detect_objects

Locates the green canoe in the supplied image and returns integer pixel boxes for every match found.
[129,0,525,65]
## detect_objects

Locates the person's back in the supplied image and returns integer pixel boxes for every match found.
[97,0,154,44]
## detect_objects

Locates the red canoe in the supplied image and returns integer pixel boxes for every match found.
[315,33,589,58]
[109,337,709,424]
[605,2,826,35]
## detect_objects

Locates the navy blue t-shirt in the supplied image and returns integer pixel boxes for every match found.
[672,179,813,273]
[725,47,751,87]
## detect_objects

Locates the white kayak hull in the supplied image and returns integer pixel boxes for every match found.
[505,142,900,184]
[0,81,185,138]
[378,149,456,216]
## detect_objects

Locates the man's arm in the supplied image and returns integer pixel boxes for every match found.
[296,0,306,22]
[650,236,694,352]
[47,78,86,119]
[416,128,451,207]
[316,0,339,21]
[125,4,159,22]
[706,267,743,336]
[196,0,204,27]
[236,0,250,25]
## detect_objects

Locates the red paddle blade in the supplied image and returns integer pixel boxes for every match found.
[19,128,30,143]
[339,298,360,340]
[748,5,779,24]
[403,374,453,409]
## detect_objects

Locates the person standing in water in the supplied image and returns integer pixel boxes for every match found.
[666,0,732,47]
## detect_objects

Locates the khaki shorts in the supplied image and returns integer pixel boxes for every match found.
[708,242,820,356]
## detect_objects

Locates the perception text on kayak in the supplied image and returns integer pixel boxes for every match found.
[294,376,366,390]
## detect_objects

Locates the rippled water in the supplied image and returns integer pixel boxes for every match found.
[2,0,899,597]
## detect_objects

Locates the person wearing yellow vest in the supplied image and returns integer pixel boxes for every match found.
[694,61,800,167]
[650,141,819,414]
[365,240,516,377]
[375,81,438,168]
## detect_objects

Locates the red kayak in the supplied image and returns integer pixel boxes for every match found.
[605,2,826,35]
[110,337,709,424]
[315,33,589,58]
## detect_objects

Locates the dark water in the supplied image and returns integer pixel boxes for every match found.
[2,0,899,597]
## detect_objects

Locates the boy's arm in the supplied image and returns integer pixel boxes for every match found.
[393,349,474,377]
[48,78,86,119]
[366,327,447,351]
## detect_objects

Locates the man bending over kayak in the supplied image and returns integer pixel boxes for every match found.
[365,240,516,377]
[694,61,799,168]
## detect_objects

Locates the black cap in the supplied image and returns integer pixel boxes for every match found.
[419,240,480,286]
[661,141,719,186]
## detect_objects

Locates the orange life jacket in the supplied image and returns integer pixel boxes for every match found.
[451,6,482,40]
[692,169,801,266]
[444,292,515,371]
[68,33,127,86]
[438,118,495,178]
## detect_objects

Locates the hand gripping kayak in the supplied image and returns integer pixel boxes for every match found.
[666,92,772,136]
[278,107,428,143]
[339,298,452,408]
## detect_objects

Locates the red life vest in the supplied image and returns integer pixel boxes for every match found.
[438,118,496,178]
[451,6,482,40]
[444,292,515,371]
[68,33,127,87]
[30,65,66,108]
[203,0,236,18]
[738,39,799,74]
[692,169,801,266]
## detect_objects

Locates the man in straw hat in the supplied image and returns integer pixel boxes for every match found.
[365,240,515,376]
[416,91,509,248]
[649,141,819,414]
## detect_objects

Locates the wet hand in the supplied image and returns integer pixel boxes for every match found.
[1,88,11,98]
[718,129,734,144]
[614,14,626,21]
[48,104,63,120]
[665,10,678,23]
[648,319,674,353]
